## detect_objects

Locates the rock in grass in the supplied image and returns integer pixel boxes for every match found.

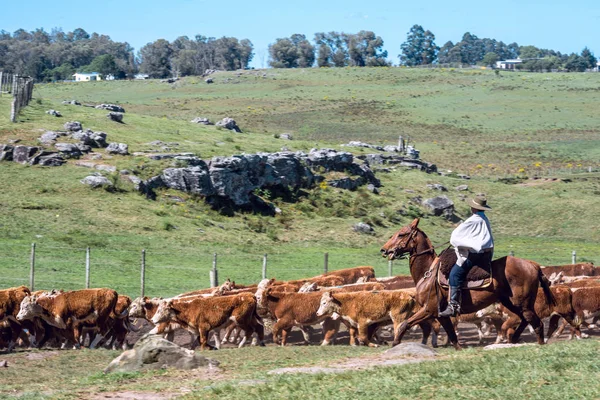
[95,104,125,113]
[64,121,82,132]
[422,196,454,218]
[455,184,469,191]
[190,117,212,125]
[106,143,129,155]
[353,222,374,234]
[104,334,218,373]
[81,175,113,188]
[107,112,124,123]
[46,110,62,117]
[215,117,242,132]
[54,143,82,158]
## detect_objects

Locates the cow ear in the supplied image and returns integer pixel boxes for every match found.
[324,291,332,300]
[410,218,420,229]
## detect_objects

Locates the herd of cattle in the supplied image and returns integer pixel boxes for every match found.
[1,262,600,352]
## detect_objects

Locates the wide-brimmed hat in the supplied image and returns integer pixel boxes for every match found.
[468,195,492,211]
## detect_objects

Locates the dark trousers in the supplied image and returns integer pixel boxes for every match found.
[449,251,493,287]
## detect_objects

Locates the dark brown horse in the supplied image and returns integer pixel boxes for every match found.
[380,218,554,349]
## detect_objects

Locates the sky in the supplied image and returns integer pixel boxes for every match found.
[1,0,599,68]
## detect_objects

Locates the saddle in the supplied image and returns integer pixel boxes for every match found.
[436,247,493,290]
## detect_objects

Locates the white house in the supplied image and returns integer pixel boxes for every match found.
[73,72,102,81]
[496,58,523,70]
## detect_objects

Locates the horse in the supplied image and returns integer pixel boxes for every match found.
[380,218,554,350]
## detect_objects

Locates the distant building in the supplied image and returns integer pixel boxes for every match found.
[134,73,149,80]
[596,61,600,72]
[73,72,102,81]
[496,59,523,70]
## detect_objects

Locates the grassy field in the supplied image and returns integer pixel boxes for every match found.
[1,339,599,399]
[1,68,600,297]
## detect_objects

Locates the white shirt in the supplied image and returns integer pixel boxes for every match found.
[450,212,494,266]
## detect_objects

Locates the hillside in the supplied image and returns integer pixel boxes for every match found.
[0,68,599,297]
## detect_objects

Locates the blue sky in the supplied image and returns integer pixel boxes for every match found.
[2,0,599,67]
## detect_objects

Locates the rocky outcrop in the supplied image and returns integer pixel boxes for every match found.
[95,104,125,113]
[216,117,242,133]
[107,112,124,123]
[358,153,436,173]
[0,144,13,161]
[105,334,218,373]
[81,175,113,188]
[190,117,213,125]
[39,131,62,145]
[4,145,65,166]
[46,110,62,117]
[72,130,108,148]
[54,143,82,158]
[64,121,82,132]
[422,196,454,219]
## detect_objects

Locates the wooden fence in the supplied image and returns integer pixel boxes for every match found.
[1,72,35,122]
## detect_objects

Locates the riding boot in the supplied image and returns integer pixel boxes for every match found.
[439,286,462,317]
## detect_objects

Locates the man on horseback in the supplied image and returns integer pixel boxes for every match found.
[439,195,494,317]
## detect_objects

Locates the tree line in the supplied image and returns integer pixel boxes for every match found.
[0,26,597,82]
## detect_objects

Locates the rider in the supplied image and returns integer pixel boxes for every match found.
[438,195,494,317]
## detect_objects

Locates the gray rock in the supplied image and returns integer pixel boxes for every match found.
[39,131,60,144]
[353,222,374,234]
[173,156,204,166]
[95,104,125,113]
[38,154,66,167]
[148,153,195,160]
[76,143,92,153]
[46,110,62,117]
[107,112,124,123]
[203,69,218,76]
[483,343,533,351]
[190,117,212,125]
[205,78,214,84]
[148,140,164,146]
[422,196,455,219]
[64,121,82,132]
[62,100,81,106]
[0,144,13,161]
[280,133,293,140]
[383,145,400,152]
[427,184,447,191]
[455,184,469,191]
[73,130,108,148]
[54,143,82,158]
[458,174,471,180]
[125,175,143,190]
[306,149,354,171]
[106,143,129,155]
[81,175,113,188]
[367,184,379,194]
[161,165,214,196]
[0,360,7,368]
[12,146,39,164]
[329,177,362,191]
[215,117,242,133]
[384,343,437,358]
[104,334,218,373]
[342,141,384,151]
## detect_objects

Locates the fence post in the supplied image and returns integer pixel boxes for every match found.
[388,260,393,277]
[85,247,91,289]
[29,243,35,291]
[324,252,329,274]
[572,251,577,265]
[0,71,3,95]
[140,249,146,297]
[210,253,218,288]
[262,253,267,280]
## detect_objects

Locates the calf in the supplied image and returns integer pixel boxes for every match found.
[319,266,376,283]
[542,263,599,277]
[151,293,262,350]
[17,288,118,349]
[0,286,32,351]
[554,286,600,339]
[371,275,416,290]
[316,290,416,347]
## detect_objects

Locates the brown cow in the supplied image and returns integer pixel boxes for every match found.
[371,275,416,290]
[553,286,600,339]
[0,286,32,351]
[316,290,416,347]
[17,288,118,349]
[151,293,262,350]
[541,263,599,277]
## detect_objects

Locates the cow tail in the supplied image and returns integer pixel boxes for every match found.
[539,269,556,307]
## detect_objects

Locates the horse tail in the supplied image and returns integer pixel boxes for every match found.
[538,268,556,307]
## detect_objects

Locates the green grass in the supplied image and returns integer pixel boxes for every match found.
[0,68,599,297]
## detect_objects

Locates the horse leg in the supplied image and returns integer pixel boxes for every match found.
[419,321,431,347]
[437,316,461,350]
[393,307,433,347]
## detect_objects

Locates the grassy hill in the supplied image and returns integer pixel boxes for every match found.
[1,68,599,297]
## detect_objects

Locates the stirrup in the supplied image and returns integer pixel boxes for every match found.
[439,301,461,318]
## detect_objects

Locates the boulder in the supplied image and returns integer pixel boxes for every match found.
[72,130,108,148]
[12,146,39,164]
[148,140,164,146]
[205,78,214,84]
[39,131,60,144]
[54,143,82,158]
[422,196,454,219]
[328,177,362,191]
[0,144,13,161]
[280,133,293,140]
[161,165,214,196]
[427,184,447,192]
[216,117,242,133]
[107,112,124,123]
[203,69,218,76]
[106,143,129,155]
[190,117,212,125]
[342,141,384,151]
[457,174,471,180]
[455,184,469,191]
[46,110,62,117]
[38,154,66,167]
[353,222,374,234]
[81,175,113,188]
[367,184,379,194]
[64,121,82,132]
[95,104,125,113]
[62,100,81,106]
[306,149,354,172]
[104,334,218,373]
[384,145,400,152]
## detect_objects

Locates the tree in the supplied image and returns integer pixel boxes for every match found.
[268,34,315,68]
[82,54,120,77]
[345,31,389,66]
[564,53,588,72]
[314,32,347,67]
[437,41,454,64]
[482,52,499,67]
[316,43,332,67]
[519,45,541,59]
[399,25,439,66]
[581,47,597,69]
[139,39,173,78]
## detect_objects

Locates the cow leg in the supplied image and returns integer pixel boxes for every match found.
[299,326,311,344]
[357,323,376,347]
[321,318,340,346]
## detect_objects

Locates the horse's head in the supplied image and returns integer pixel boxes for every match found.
[380,218,422,260]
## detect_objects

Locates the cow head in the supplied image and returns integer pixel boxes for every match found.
[316,291,340,317]
[16,295,43,321]
[380,218,421,260]
[128,297,149,319]
[298,282,318,293]
[151,299,174,325]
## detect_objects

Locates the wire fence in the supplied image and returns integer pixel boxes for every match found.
[0,242,595,299]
